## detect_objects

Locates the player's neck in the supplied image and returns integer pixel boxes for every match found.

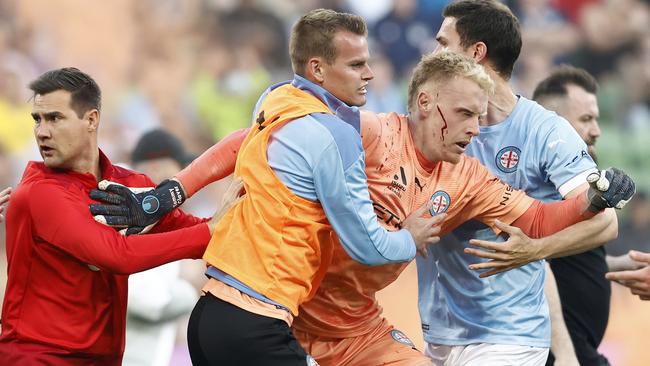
[407,116,438,172]
[483,73,517,126]
[70,145,101,182]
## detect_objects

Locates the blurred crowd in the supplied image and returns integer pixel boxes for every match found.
[1,0,650,186]
[0,0,649,364]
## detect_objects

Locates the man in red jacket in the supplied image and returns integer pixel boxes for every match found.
[0,67,233,365]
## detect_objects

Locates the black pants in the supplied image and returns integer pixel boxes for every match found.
[187,293,312,366]
[546,247,611,366]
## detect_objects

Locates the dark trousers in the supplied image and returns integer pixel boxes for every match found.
[546,247,611,366]
[187,292,312,366]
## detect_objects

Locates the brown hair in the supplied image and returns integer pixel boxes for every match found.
[443,0,521,79]
[532,64,598,102]
[289,9,367,75]
[29,67,101,118]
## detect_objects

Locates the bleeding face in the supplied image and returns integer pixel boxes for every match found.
[319,30,374,106]
[414,76,488,164]
[32,90,97,172]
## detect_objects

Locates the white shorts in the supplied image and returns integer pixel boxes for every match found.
[425,342,549,366]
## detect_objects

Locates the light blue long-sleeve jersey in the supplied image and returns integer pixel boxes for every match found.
[417,97,596,348]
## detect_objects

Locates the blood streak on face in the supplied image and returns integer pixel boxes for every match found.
[437,104,449,142]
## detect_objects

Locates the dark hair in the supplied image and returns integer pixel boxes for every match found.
[532,65,598,101]
[289,8,367,75]
[443,0,521,79]
[28,67,101,118]
[131,129,194,168]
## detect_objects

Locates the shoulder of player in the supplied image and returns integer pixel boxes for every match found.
[298,112,363,151]
[17,162,75,194]
[520,98,573,135]
[360,110,402,128]
[26,164,153,197]
[15,172,77,214]
[360,110,404,143]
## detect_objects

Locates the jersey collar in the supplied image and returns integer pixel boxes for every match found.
[291,74,361,133]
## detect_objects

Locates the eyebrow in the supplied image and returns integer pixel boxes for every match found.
[455,106,481,115]
[31,111,64,120]
[347,57,368,65]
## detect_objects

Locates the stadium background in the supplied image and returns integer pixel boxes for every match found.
[0,0,648,364]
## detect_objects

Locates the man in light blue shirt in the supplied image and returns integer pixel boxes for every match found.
[418,1,619,365]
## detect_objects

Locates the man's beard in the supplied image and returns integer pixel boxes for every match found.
[588,145,598,164]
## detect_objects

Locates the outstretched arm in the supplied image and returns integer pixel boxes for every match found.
[606,250,650,301]
[176,128,248,197]
[465,168,633,277]
[31,183,210,274]
[89,128,248,232]
[606,252,645,272]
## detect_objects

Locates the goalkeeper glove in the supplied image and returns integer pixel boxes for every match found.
[586,167,635,212]
[89,179,186,235]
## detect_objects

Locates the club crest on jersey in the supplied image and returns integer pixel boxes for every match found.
[306,355,320,366]
[390,330,415,347]
[429,191,451,216]
[496,146,521,173]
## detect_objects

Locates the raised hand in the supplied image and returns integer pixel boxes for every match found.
[586,168,635,212]
[401,200,446,258]
[89,179,186,235]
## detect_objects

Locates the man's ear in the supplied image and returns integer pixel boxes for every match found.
[470,41,488,64]
[86,109,100,132]
[417,90,434,115]
[305,57,325,84]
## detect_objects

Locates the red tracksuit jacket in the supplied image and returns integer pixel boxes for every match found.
[0,152,210,365]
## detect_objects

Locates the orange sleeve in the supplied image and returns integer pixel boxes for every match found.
[175,128,248,197]
[511,193,594,238]
[455,158,535,235]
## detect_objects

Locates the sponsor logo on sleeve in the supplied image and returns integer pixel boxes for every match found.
[564,150,590,167]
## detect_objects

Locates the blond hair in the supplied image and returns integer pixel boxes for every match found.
[407,52,494,113]
[289,9,367,75]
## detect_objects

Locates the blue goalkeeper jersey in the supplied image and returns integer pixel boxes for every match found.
[417,96,596,348]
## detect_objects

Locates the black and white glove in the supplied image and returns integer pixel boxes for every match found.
[89,179,186,235]
[586,167,635,212]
